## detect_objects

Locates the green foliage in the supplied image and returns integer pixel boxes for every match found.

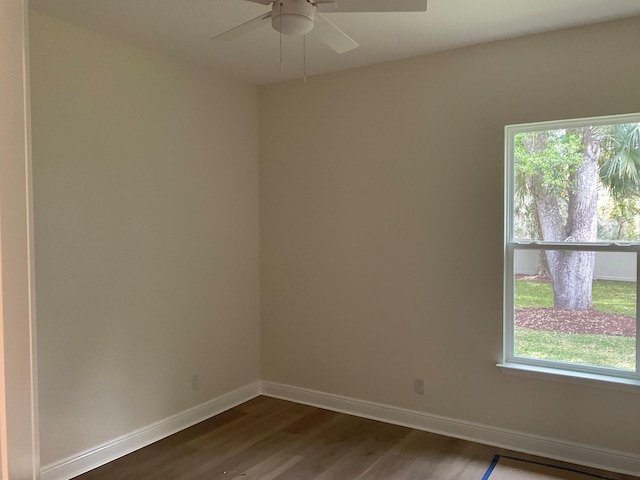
[513,123,640,242]
[599,123,640,201]
[513,129,584,241]
[597,190,640,241]
[515,129,584,195]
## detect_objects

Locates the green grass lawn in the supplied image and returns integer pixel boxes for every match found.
[515,328,636,371]
[515,279,636,317]
[514,278,636,370]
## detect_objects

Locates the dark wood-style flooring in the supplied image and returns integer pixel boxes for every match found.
[74,396,638,480]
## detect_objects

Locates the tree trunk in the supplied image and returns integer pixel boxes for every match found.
[546,128,600,310]
[525,128,601,310]
[546,250,595,309]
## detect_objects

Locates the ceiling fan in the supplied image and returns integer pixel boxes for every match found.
[212,0,428,54]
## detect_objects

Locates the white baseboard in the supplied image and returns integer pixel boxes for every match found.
[261,381,640,477]
[40,382,261,480]
[40,380,640,479]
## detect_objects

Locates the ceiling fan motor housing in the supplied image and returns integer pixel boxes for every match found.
[272,0,316,36]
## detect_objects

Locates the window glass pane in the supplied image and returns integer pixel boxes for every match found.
[513,123,640,243]
[514,249,637,371]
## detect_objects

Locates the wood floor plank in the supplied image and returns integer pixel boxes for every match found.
[282,406,338,436]
[186,431,301,480]
[272,414,385,479]
[354,452,416,480]
[154,405,307,479]
[72,396,639,480]
[312,435,406,480]
[229,452,304,480]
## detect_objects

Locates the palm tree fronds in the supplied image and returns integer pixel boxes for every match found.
[599,123,640,200]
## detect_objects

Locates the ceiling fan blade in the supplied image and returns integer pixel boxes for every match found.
[211,12,272,41]
[315,1,338,12]
[316,0,427,13]
[311,14,358,54]
[243,0,273,4]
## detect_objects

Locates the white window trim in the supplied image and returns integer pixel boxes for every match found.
[497,362,640,392]
[502,114,640,386]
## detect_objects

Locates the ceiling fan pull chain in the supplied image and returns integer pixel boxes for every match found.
[279,2,283,69]
[303,34,307,83]
[279,32,283,69]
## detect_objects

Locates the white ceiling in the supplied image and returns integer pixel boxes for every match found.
[29,0,640,85]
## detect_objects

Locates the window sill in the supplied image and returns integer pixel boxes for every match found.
[497,362,640,392]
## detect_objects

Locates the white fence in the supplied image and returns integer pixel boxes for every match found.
[515,250,636,282]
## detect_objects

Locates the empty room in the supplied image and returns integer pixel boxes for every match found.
[1,0,640,479]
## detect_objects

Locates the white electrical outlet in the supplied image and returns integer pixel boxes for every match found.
[414,378,425,395]
[191,374,199,390]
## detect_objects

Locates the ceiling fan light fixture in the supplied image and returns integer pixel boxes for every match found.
[273,14,314,35]
[271,0,316,36]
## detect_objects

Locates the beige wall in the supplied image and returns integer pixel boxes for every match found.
[0,0,39,478]
[28,8,640,471]
[29,12,260,465]
[259,17,640,455]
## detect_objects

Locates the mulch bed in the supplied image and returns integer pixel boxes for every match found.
[514,274,636,337]
[516,308,636,337]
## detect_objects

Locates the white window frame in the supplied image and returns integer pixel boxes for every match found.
[502,113,640,386]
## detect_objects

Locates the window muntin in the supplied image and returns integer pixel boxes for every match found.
[505,114,640,380]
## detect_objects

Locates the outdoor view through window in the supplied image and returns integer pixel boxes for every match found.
[505,115,640,378]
